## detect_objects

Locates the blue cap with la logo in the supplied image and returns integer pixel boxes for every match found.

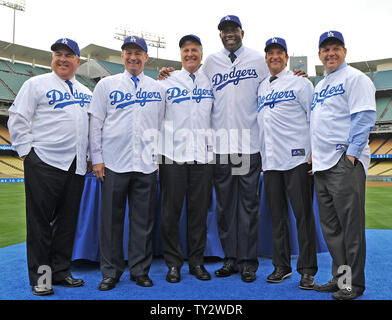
[218,15,242,30]
[319,31,345,48]
[265,37,287,52]
[121,35,148,52]
[51,38,80,56]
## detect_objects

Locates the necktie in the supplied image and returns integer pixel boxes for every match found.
[269,76,278,83]
[189,73,196,82]
[229,52,237,63]
[131,76,139,89]
[65,80,73,95]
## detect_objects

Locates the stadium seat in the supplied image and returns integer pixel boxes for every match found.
[375,138,392,155]
[373,70,392,90]
[0,156,24,178]
[369,138,386,154]
[31,66,51,76]
[0,60,11,73]
[368,162,392,176]
[0,82,15,101]
[3,60,31,76]
[0,125,11,144]
[376,97,392,120]
[382,104,392,121]
[0,71,30,96]
[97,60,125,75]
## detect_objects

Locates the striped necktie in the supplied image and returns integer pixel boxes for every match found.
[189,73,196,82]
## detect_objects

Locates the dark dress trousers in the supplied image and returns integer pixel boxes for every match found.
[314,154,367,292]
[263,162,318,275]
[99,168,157,279]
[24,149,85,286]
[213,153,262,272]
[160,156,213,268]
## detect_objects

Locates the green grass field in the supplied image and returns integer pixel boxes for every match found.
[0,183,391,248]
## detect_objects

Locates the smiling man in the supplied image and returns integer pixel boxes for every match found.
[311,31,376,300]
[159,34,214,283]
[201,15,269,283]
[8,38,92,296]
[257,37,318,289]
[88,36,165,290]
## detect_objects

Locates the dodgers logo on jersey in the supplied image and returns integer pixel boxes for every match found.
[110,88,162,109]
[257,89,296,112]
[47,89,92,109]
[212,67,258,91]
[166,86,214,104]
[311,83,345,111]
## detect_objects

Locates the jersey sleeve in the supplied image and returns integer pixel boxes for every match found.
[87,79,108,121]
[347,74,376,115]
[297,79,314,122]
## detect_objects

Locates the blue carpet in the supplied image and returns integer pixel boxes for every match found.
[0,229,391,300]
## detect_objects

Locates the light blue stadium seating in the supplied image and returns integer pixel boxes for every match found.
[382,105,392,121]
[0,71,30,96]
[0,82,15,101]
[4,60,31,76]
[376,97,392,120]
[373,70,392,90]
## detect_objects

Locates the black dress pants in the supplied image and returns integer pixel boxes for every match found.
[24,149,85,286]
[213,153,262,272]
[314,153,366,292]
[99,168,157,279]
[160,156,213,268]
[263,163,318,275]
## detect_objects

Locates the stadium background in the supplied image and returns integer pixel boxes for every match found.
[0,39,391,248]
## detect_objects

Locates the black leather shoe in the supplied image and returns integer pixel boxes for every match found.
[131,274,153,287]
[332,287,363,300]
[98,277,119,291]
[214,264,238,277]
[32,285,54,296]
[189,265,211,281]
[241,267,256,283]
[166,266,181,283]
[314,278,339,292]
[266,267,292,283]
[299,274,315,290]
[53,276,84,287]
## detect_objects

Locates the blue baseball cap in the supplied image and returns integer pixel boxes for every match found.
[218,15,242,30]
[121,35,148,52]
[319,30,345,48]
[51,38,80,56]
[179,34,202,48]
[265,37,288,52]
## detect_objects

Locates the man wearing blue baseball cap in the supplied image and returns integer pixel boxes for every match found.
[159,34,214,283]
[8,38,93,296]
[257,37,318,289]
[159,15,306,283]
[311,31,376,300]
[89,35,165,290]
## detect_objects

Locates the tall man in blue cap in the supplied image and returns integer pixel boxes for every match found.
[203,15,269,282]
[159,34,214,283]
[89,36,165,290]
[311,31,376,300]
[8,38,92,296]
[257,37,318,289]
